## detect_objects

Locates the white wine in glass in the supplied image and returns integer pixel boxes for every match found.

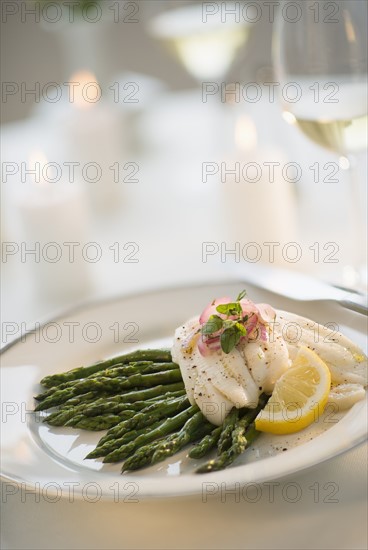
[274,0,368,286]
[149,2,252,81]
[284,79,367,156]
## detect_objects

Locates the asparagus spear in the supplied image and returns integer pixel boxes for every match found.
[35,379,83,401]
[86,419,164,459]
[43,398,103,426]
[35,369,183,411]
[70,414,131,431]
[93,362,179,379]
[62,391,109,407]
[196,394,269,473]
[63,383,184,409]
[49,382,184,411]
[98,395,190,446]
[45,401,99,426]
[64,408,136,428]
[36,361,182,402]
[150,412,213,465]
[123,422,213,472]
[83,390,185,417]
[35,363,180,402]
[101,412,208,468]
[188,426,222,459]
[49,390,186,429]
[121,435,177,471]
[40,348,172,388]
[217,407,239,454]
[104,405,199,463]
[195,423,259,473]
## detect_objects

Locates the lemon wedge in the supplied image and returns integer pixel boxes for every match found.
[255,346,331,434]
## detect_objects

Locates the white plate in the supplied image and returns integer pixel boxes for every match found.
[1,281,367,499]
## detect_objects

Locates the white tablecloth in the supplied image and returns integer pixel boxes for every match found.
[1,442,367,549]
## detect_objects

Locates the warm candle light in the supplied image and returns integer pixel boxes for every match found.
[60,70,123,210]
[28,150,49,186]
[14,149,91,300]
[282,111,296,125]
[70,70,101,110]
[234,115,258,152]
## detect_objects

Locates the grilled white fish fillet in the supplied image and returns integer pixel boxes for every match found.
[172,309,367,425]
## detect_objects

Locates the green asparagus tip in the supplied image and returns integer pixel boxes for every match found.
[102,456,115,464]
[34,395,44,402]
[85,448,106,459]
[195,461,216,474]
[84,453,96,460]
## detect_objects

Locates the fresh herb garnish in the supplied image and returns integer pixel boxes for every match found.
[220,326,242,354]
[201,290,251,354]
[236,289,247,301]
[201,315,223,335]
[216,302,242,316]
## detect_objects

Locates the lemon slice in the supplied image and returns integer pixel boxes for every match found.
[255,346,331,434]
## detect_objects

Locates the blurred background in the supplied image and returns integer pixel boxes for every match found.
[1,0,367,339]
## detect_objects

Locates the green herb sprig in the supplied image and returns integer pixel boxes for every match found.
[201,290,251,354]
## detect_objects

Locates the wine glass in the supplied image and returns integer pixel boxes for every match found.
[147,2,256,158]
[273,0,367,288]
[148,1,253,83]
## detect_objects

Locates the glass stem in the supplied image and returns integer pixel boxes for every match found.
[345,154,367,290]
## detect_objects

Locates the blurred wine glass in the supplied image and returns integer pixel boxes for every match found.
[148,1,253,82]
[273,0,367,287]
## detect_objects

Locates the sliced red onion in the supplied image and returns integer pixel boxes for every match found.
[197,337,210,356]
[197,337,212,356]
[207,343,221,353]
[199,296,232,325]
[239,299,259,317]
[259,324,268,342]
[256,303,276,323]
[198,334,222,356]
[244,313,258,335]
